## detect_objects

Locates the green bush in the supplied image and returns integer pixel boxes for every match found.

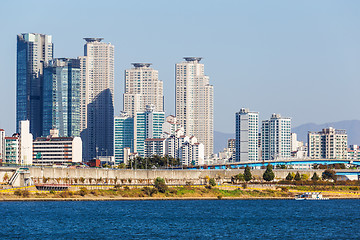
[142,187,157,196]
[209,178,216,187]
[154,177,168,193]
[263,164,275,182]
[78,187,88,196]
[14,189,30,197]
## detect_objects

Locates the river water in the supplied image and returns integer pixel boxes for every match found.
[1,199,359,239]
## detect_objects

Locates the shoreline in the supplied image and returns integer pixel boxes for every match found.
[1,196,359,201]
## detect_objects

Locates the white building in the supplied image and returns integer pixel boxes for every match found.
[33,129,82,165]
[79,38,114,161]
[144,138,166,157]
[0,129,5,162]
[19,120,33,165]
[308,127,347,159]
[175,57,213,158]
[261,114,291,160]
[162,115,184,136]
[124,63,163,117]
[235,108,259,162]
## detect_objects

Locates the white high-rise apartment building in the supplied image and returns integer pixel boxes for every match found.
[79,38,114,160]
[308,127,347,159]
[235,108,259,162]
[175,57,213,158]
[261,114,291,161]
[124,63,163,117]
[0,129,5,162]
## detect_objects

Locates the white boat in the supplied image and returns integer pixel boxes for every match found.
[295,192,329,200]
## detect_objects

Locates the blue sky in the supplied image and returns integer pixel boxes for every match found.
[0,0,360,134]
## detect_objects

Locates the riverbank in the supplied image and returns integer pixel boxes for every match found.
[0,185,359,201]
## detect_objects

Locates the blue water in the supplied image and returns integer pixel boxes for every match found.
[0,200,359,239]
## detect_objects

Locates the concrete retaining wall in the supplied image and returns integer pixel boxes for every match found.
[29,168,325,185]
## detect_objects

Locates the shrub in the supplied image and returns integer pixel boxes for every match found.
[322,169,337,181]
[301,174,309,181]
[78,187,88,196]
[209,178,216,187]
[142,187,157,196]
[185,181,192,186]
[14,189,30,197]
[154,177,168,193]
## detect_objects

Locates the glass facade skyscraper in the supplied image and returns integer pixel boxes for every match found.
[114,112,134,163]
[43,58,81,137]
[135,105,165,157]
[16,33,53,138]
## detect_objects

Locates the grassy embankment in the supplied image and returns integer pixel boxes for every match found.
[0,185,294,200]
[1,183,359,200]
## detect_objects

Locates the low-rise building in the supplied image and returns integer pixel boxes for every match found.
[33,129,82,165]
[5,135,19,164]
[348,145,360,160]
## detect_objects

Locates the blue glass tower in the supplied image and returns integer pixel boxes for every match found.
[114,112,134,163]
[43,58,81,137]
[16,33,53,138]
[135,105,165,157]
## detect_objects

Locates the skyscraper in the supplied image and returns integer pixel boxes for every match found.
[17,33,53,137]
[261,114,291,160]
[175,57,213,158]
[135,105,165,157]
[43,58,81,137]
[123,63,163,117]
[79,38,114,160]
[114,112,134,164]
[235,108,259,162]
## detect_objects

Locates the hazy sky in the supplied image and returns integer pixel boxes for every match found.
[1,0,359,134]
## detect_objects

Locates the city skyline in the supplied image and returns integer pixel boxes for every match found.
[1,1,360,135]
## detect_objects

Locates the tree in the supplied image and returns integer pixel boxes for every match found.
[244,166,252,182]
[154,177,168,193]
[311,172,320,181]
[294,172,301,181]
[209,178,216,187]
[236,173,244,183]
[322,169,337,181]
[263,164,275,182]
[285,173,294,181]
[301,174,309,181]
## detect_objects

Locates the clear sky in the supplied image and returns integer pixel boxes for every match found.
[0,0,359,134]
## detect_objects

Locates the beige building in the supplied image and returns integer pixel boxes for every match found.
[124,63,163,117]
[308,127,348,159]
[175,57,213,158]
[79,38,114,160]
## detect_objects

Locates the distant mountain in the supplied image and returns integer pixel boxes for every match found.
[292,120,360,145]
[214,131,234,154]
